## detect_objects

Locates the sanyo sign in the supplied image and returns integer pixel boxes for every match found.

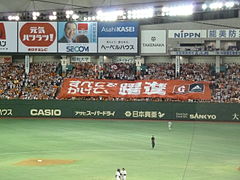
[168,30,207,38]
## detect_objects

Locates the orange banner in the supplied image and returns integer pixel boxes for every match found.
[57,78,211,100]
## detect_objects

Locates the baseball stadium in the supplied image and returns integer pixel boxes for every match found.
[0,0,239,180]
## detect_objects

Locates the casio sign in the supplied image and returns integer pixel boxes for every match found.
[30,109,61,116]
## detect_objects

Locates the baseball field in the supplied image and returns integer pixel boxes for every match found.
[0,118,239,180]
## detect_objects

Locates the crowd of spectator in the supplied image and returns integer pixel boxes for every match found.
[20,63,62,100]
[139,63,175,80]
[102,63,136,80]
[66,62,99,79]
[0,61,239,103]
[0,63,62,100]
[0,64,25,99]
[211,63,240,103]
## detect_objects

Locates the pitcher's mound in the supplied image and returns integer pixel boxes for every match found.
[15,159,76,166]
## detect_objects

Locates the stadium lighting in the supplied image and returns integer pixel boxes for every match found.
[96,10,124,21]
[49,11,57,20]
[202,4,208,10]
[127,8,154,19]
[32,11,40,20]
[209,2,223,10]
[15,16,20,21]
[66,14,70,19]
[87,17,92,21]
[32,12,40,17]
[122,15,127,19]
[8,15,20,21]
[65,10,74,15]
[225,1,235,8]
[49,15,57,20]
[162,5,193,16]
[65,10,74,19]
[72,14,79,20]
[8,16,12,20]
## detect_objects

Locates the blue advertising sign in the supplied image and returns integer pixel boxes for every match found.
[98,21,138,53]
[98,21,138,37]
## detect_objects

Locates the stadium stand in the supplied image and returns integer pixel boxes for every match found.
[0,62,239,103]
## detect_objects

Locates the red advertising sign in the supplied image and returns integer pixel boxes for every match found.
[20,23,56,46]
[0,56,12,63]
[58,79,211,100]
[0,22,18,52]
[78,23,88,30]
[0,23,6,40]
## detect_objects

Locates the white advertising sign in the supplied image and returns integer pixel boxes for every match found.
[168,30,207,38]
[141,30,166,54]
[58,43,97,53]
[208,29,240,38]
[18,22,57,53]
[0,22,17,52]
[98,38,138,53]
[71,56,91,62]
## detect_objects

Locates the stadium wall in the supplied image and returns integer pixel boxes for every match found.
[32,56,59,63]
[223,57,240,64]
[0,100,239,121]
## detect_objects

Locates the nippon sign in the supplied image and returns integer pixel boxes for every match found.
[0,22,17,52]
[168,30,207,38]
[141,30,166,54]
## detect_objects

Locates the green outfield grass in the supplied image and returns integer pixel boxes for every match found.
[0,118,239,180]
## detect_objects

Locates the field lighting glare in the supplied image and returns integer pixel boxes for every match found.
[202,4,208,10]
[72,14,79,20]
[166,5,193,16]
[209,2,223,9]
[225,1,235,8]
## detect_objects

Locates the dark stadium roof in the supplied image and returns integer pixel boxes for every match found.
[0,0,205,13]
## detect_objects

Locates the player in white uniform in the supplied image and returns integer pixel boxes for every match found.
[121,168,127,180]
[168,121,172,130]
[115,169,121,180]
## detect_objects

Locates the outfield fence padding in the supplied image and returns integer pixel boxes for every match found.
[0,100,239,121]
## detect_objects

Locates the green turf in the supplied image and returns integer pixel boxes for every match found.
[0,119,239,180]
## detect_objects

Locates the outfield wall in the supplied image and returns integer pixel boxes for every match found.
[0,100,239,121]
